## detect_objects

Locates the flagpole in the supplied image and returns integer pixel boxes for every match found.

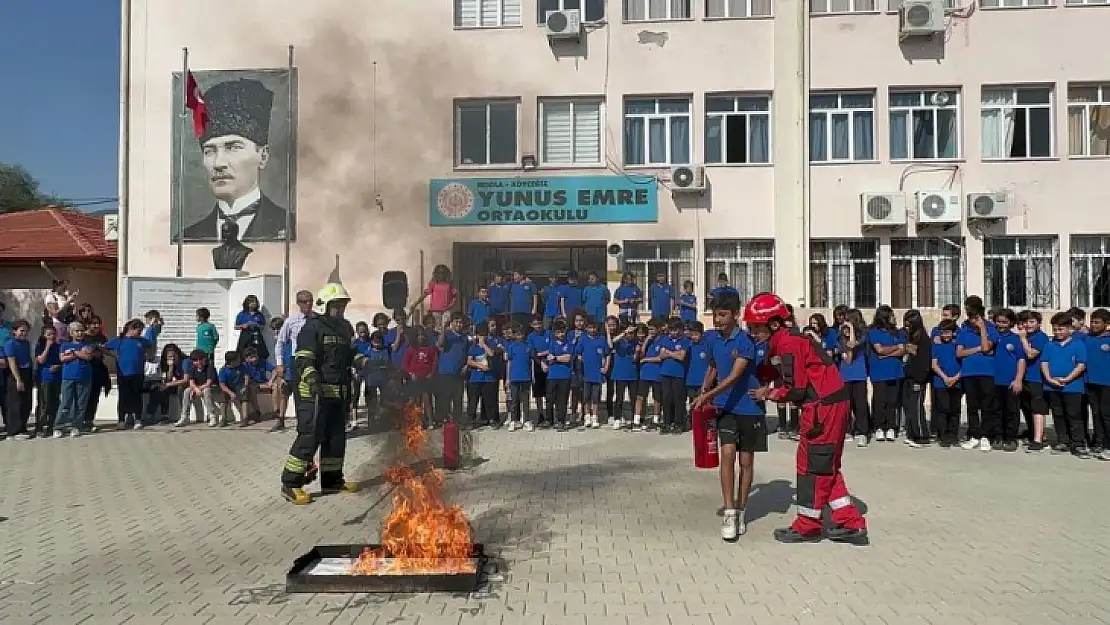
[282,44,296,315]
[175,46,188,278]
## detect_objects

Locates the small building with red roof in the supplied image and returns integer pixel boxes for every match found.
[0,206,118,330]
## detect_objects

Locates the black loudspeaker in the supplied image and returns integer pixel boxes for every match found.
[382,271,409,312]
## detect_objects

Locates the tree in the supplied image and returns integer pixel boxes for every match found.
[0,163,65,213]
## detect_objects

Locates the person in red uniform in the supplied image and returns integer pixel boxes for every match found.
[745,292,869,545]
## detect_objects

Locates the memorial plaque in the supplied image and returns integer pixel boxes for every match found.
[127,279,228,360]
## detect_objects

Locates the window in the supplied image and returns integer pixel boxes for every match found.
[704,240,775,306]
[809,240,879,309]
[537,0,605,22]
[809,92,875,162]
[1067,0,1110,4]
[623,98,692,166]
[706,0,772,17]
[1070,235,1110,308]
[455,100,518,167]
[539,99,603,166]
[810,0,877,13]
[454,0,522,27]
[889,89,960,160]
[983,237,1057,309]
[1067,84,1110,157]
[887,0,957,8]
[980,0,1048,7]
[981,87,1052,159]
[624,0,692,20]
[705,95,771,164]
[890,238,964,309]
[623,241,694,294]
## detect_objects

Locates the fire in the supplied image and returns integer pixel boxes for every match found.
[350,401,474,575]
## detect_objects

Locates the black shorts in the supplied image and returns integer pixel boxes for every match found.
[717,413,769,452]
[1022,381,1049,415]
[636,379,660,400]
[583,382,602,404]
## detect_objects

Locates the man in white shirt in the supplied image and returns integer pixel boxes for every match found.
[271,290,314,431]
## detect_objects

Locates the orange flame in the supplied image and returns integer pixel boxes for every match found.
[350,401,474,575]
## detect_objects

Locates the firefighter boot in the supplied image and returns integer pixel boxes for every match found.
[826,526,870,546]
[282,486,313,505]
[304,462,318,485]
[320,481,360,495]
[773,527,823,544]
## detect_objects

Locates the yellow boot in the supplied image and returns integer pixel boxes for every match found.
[282,486,313,505]
[321,481,359,495]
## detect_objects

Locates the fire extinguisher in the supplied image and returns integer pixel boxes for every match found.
[443,417,460,471]
[692,405,720,469]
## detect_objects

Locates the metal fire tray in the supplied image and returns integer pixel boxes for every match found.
[285,544,485,594]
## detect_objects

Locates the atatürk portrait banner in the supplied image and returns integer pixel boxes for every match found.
[171,68,297,243]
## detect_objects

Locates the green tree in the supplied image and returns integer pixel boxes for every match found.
[0,163,65,212]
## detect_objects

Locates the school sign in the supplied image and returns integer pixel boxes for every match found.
[429,175,658,226]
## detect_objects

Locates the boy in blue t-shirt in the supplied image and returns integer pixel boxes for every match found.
[4,320,35,438]
[55,322,94,438]
[608,324,639,430]
[216,351,247,427]
[540,275,563,330]
[434,315,468,428]
[487,273,510,322]
[544,321,574,431]
[657,319,690,434]
[992,309,1025,452]
[930,320,962,447]
[526,316,550,425]
[677,280,698,323]
[1017,310,1050,450]
[34,325,63,437]
[1084,309,1110,460]
[241,346,276,425]
[957,296,1000,451]
[465,325,499,428]
[581,272,611,325]
[576,319,610,429]
[561,272,584,318]
[504,323,535,431]
[685,320,711,407]
[1041,311,1089,457]
[634,322,664,431]
[467,286,493,328]
[143,310,163,361]
[648,273,675,321]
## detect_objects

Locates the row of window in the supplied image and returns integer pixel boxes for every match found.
[623,235,1110,311]
[456,84,1110,167]
[455,0,1108,27]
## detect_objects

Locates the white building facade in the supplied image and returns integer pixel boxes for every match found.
[120,0,1110,317]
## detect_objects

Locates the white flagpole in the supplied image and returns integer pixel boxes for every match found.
[175,46,189,278]
[282,45,296,315]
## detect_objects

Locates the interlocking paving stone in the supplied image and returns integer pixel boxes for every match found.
[1,422,1107,625]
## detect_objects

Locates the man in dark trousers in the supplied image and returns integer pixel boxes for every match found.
[745,292,868,545]
[182,77,293,242]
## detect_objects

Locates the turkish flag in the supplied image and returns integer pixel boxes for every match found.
[185,71,207,139]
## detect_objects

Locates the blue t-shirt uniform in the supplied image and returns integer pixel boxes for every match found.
[658,335,690,379]
[582,285,610,323]
[708,286,738,301]
[931,341,961,388]
[508,281,536,315]
[822,329,839,354]
[994,332,1024,386]
[1024,330,1049,383]
[677,293,697,322]
[243,360,275,383]
[1041,338,1088,394]
[648,283,675,320]
[183,359,218,385]
[546,340,574,380]
[60,342,92,382]
[505,341,534,383]
[706,328,763,416]
[610,339,639,382]
[866,329,904,382]
[837,338,868,383]
[1084,333,1110,387]
[488,284,509,315]
[614,284,642,318]
[576,334,610,384]
[685,339,711,388]
[468,299,492,326]
[357,343,391,386]
[218,365,245,391]
[37,342,62,383]
[639,339,663,382]
[385,327,407,369]
[956,321,999,378]
[282,341,296,381]
[527,331,550,357]
[3,338,32,371]
[467,344,496,384]
[438,330,468,376]
[562,285,583,314]
[105,336,149,377]
[542,285,563,318]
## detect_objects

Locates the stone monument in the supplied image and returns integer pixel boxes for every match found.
[212,220,254,271]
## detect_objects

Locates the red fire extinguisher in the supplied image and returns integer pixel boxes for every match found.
[692,405,720,469]
[443,417,460,471]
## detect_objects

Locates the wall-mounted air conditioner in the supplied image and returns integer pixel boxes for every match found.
[900,0,945,38]
[545,10,582,39]
[915,190,961,225]
[670,165,706,193]
[966,192,1009,221]
[860,192,908,227]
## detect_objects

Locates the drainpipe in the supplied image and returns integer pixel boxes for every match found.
[117,0,131,325]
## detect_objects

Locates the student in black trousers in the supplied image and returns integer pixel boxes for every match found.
[901,310,932,447]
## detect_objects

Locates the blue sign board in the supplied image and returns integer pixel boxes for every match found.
[429,175,658,226]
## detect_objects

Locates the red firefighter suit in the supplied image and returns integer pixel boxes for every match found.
[759,328,868,539]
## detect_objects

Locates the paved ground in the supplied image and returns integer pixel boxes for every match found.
[1,418,1108,625]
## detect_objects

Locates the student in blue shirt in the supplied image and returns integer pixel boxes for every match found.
[930,304,961,341]
[707,273,738,301]
[34,325,63,437]
[241,346,276,425]
[508,270,538,328]
[677,280,698,322]
[467,287,493,328]
[216,350,246,427]
[567,312,588,425]
[356,330,392,424]
[991,309,1025,452]
[866,306,904,442]
[648,272,675,321]
[581,272,611,324]
[235,295,269,361]
[1084,309,1110,460]
[526,316,551,424]
[1041,311,1089,457]
[181,349,219,427]
[55,321,95,437]
[684,320,711,407]
[143,310,163,361]
[541,274,563,330]
[834,309,871,445]
[602,315,621,424]
[487,273,510,323]
[805,313,836,359]
[504,323,535,431]
[544,321,574,431]
[104,319,152,430]
[434,315,468,428]
[634,322,664,431]
[4,319,35,438]
[613,272,643,325]
[608,323,639,430]
[465,324,499,428]
[657,318,690,434]
[385,312,409,369]
[1017,310,1049,450]
[560,272,584,318]
[931,319,962,447]
[576,319,611,429]
[957,296,1001,451]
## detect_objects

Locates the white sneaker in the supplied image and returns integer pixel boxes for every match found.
[174,419,189,427]
[980,439,992,452]
[590,415,600,428]
[885,429,896,441]
[507,421,518,432]
[961,437,980,450]
[736,509,747,536]
[874,430,887,442]
[133,422,145,430]
[523,421,535,432]
[633,415,642,431]
[208,420,218,428]
[721,509,740,541]
[612,418,623,430]
[52,431,64,439]
[69,429,82,438]
[14,434,31,441]
[905,439,923,449]
[855,435,868,448]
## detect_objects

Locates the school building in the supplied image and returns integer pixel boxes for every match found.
[120,0,1110,320]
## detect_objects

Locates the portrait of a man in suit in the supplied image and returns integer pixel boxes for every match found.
[173,71,297,243]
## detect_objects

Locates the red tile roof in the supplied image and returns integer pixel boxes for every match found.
[0,207,118,262]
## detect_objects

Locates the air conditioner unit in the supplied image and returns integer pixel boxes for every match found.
[860,192,908,227]
[900,0,945,38]
[915,190,961,225]
[967,192,1009,221]
[670,165,706,193]
[103,214,119,242]
[545,9,582,39]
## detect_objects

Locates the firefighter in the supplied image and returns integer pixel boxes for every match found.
[744,292,869,545]
[280,282,368,505]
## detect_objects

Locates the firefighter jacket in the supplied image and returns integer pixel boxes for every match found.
[293,314,368,399]
[759,327,846,405]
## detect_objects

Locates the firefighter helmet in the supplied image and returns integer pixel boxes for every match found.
[315,282,351,313]
[743,292,790,325]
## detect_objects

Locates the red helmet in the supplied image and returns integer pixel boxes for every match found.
[743,292,790,325]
